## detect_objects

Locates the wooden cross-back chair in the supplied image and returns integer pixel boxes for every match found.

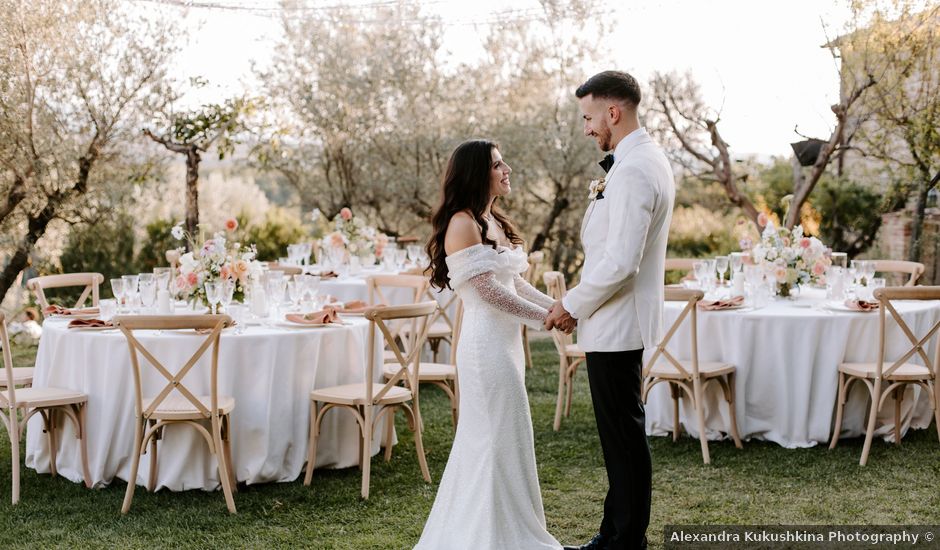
[419,287,460,363]
[543,271,586,431]
[522,251,545,370]
[642,288,742,464]
[304,301,437,499]
[27,273,104,313]
[870,260,925,287]
[367,274,430,361]
[0,312,91,504]
[113,314,236,514]
[829,286,940,465]
[385,298,463,430]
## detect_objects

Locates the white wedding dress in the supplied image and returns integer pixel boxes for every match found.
[415,244,561,550]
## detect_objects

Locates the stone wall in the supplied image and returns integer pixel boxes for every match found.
[876,207,940,285]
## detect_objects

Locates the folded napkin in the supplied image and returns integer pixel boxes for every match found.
[334,299,368,313]
[67,318,112,329]
[45,305,100,316]
[698,296,745,311]
[844,299,879,311]
[317,271,339,279]
[285,309,340,325]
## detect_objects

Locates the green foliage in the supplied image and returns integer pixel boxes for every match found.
[57,214,137,301]
[244,207,307,261]
[812,177,884,257]
[135,218,178,272]
[667,205,740,259]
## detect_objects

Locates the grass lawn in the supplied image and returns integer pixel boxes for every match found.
[1,339,938,549]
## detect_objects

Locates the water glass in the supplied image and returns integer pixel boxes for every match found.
[826,266,846,300]
[394,248,408,271]
[692,260,708,289]
[153,267,172,291]
[138,273,154,285]
[729,252,744,274]
[863,261,877,286]
[220,280,236,312]
[99,299,117,322]
[122,274,139,296]
[407,244,421,265]
[287,279,303,308]
[228,304,247,334]
[715,256,729,285]
[205,281,222,315]
[139,280,157,312]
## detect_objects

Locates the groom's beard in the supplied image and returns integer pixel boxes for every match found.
[596,126,613,152]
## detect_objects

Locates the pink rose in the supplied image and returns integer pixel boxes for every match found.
[186,272,198,287]
[812,261,827,276]
[220,265,232,280]
[340,207,352,221]
[757,212,768,227]
[329,232,345,248]
[800,237,811,249]
[174,275,188,291]
[774,266,788,283]
[224,217,238,232]
[782,237,791,247]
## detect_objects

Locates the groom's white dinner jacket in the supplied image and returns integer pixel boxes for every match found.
[562,128,675,353]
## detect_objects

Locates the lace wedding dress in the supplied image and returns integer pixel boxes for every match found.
[415,244,561,550]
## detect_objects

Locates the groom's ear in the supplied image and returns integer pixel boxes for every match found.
[607,103,622,125]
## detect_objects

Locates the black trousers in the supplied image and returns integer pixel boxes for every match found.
[586,349,651,550]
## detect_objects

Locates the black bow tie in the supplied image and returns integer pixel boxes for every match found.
[599,154,614,173]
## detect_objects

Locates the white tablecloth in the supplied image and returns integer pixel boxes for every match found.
[647,288,940,448]
[26,317,384,490]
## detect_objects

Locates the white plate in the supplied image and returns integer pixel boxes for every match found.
[825,301,878,313]
[275,321,334,329]
[68,325,116,332]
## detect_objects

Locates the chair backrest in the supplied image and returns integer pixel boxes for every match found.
[27,273,104,311]
[872,286,940,380]
[0,312,18,408]
[364,301,438,405]
[113,315,232,420]
[543,271,574,351]
[367,274,429,307]
[424,286,460,338]
[643,288,705,380]
[872,260,925,287]
[524,251,544,285]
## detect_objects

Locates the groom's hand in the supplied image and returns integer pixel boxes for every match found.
[545,300,577,334]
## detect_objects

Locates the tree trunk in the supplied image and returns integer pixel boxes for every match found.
[0,200,63,305]
[909,183,930,263]
[531,194,570,252]
[0,173,28,226]
[185,147,201,238]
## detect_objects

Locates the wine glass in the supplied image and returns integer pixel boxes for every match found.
[715,256,729,286]
[99,299,117,322]
[729,252,744,274]
[138,273,154,286]
[287,279,303,309]
[122,274,139,296]
[394,248,408,271]
[228,304,246,335]
[204,281,222,315]
[153,267,172,291]
[406,244,421,265]
[692,260,708,289]
[110,278,125,311]
[139,280,157,313]
[219,280,235,313]
[863,260,877,287]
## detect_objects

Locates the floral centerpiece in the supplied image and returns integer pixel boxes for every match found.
[323,207,389,263]
[170,217,263,305]
[750,214,830,297]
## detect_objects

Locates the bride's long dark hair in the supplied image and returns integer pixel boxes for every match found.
[426,139,524,290]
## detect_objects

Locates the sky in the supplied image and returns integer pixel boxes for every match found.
[141,0,854,158]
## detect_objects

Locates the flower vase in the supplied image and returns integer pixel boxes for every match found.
[778,282,799,299]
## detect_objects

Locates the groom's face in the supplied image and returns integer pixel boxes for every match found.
[579,94,614,152]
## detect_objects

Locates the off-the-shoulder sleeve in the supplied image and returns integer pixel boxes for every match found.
[445,244,501,289]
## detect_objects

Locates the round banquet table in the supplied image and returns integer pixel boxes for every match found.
[25,316,385,491]
[646,288,940,448]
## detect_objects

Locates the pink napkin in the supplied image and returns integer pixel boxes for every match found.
[46,305,100,316]
[285,309,340,325]
[316,271,339,279]
[67,318,112,329]
[844,299,879,311]
[698,296,745,311]
[334,300,368,313]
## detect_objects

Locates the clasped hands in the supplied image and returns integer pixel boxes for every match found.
[544,300,576,334]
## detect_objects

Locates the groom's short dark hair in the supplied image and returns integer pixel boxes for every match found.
[576,71,641,108]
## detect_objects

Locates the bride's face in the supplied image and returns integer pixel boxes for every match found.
[488,148,512,198]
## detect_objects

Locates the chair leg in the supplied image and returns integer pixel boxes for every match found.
[77,404,92,489]
[893,386,903,446]
[860,379,882,466]
[361,406,373,500]
[670,382,680,442]
[44,409,58,477]
[565,365,575,417]
[449,381,459,430]
[121,418,145,514]
[692,379,710,465]
[304,401,319,486]
[147,428,159,492]
[10,411,20,505]
[829,373,847,450]
[933,381,940,443]
[553,357,566,431]
[409,405,431,484]
[383,406,395,463]
[725,375,743,449]
[213,415,236,514]
[222,416,237,493]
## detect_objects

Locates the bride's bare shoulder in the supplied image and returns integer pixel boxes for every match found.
[444,211,483,255]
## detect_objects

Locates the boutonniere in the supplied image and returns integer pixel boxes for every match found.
[588,178,606,200]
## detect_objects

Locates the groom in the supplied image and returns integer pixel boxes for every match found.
[545,71,675,550]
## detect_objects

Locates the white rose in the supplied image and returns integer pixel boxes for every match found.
[171,223,185,240]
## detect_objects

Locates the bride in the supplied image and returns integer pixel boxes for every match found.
[415,139,561,549]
